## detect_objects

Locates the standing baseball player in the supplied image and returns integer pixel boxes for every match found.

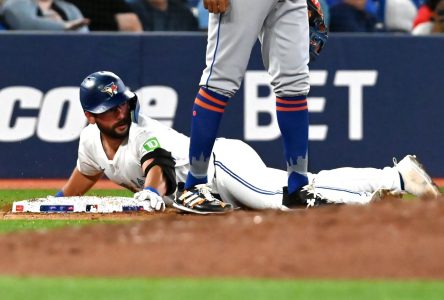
[176,0,327,213]
[56,71,440,213]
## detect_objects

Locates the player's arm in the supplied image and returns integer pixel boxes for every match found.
[58,168,103,197]
[140,148,177,196]
[204,0,230,13]
[141,160,168,196]
[133,148,177,212]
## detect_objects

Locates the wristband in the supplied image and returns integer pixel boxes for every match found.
[55,190,64,197]
[144,186,160,196]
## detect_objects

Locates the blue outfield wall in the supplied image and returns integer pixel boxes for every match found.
[0,32,443,178]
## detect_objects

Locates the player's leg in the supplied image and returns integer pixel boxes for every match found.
[210,138,287,210]
[313,155,441,201]
[186,0,278,189]
[314,167,403,194]
[312,167,403,205]
[200,0,278,97]
[259,0,311,196]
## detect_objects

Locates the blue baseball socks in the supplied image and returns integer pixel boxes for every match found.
[185,87,229,189]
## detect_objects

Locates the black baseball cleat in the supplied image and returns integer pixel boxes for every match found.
[173,182,233,214]
[282,185,332,208]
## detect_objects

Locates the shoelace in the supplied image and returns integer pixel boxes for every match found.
[196,185,218,203]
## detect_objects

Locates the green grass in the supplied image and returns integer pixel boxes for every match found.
[0,278,443,300]
[0,189,132,233]
[0,189,54,207]
[0,220,114,233]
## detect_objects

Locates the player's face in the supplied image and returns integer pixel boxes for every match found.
[94,101,131,139]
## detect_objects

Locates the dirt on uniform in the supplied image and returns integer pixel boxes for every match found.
[1,198,444,279]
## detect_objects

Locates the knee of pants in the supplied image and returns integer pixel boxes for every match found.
[272,69,310,97]
[199,80,238,98]
[273,79,310,98]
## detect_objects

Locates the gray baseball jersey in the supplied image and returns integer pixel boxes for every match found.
[201,0,310,97]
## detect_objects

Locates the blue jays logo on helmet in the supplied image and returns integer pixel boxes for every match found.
[79,71,136,114]
[101,82,118,97]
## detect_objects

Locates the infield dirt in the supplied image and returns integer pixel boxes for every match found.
[1,197,444,279]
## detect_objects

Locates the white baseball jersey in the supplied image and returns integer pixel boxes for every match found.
[77,119,190,193]
[210,138,402,209]
[77,115,402,209]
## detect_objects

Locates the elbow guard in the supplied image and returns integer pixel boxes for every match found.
[140,148,177,195]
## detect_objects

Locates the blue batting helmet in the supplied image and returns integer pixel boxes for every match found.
[80,71,136,114]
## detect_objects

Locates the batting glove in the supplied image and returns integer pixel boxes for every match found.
[134,187,166,212]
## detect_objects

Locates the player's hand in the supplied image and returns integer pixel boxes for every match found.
[204,0,229,14]
[134,188,165,212]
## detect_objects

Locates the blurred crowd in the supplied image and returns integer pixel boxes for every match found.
[0,0,443,34]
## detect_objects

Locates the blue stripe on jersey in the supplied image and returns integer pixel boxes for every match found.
[205,14,223,87]
[214,160,283,196]
[315,186,363,195]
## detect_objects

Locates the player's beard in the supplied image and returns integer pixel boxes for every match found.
[97,112,132,140]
